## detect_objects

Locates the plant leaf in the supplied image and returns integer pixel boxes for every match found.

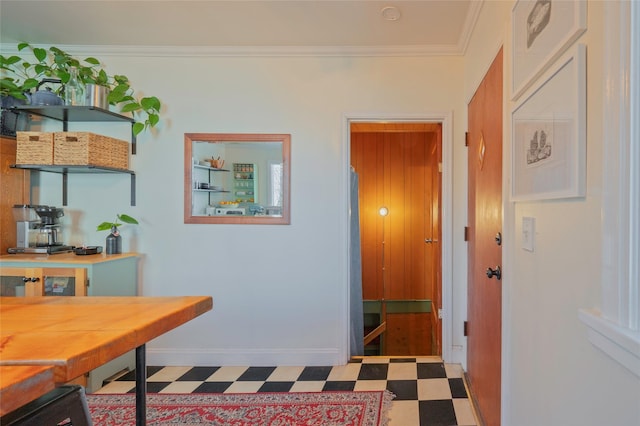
[120,102,141,113]
[148,113,159,127]
[117,214,139,224]
[140,96,160,112]
[33,47,47,62]
[0,55,22,66]
[133,122,145,136]
[96,222,115,231]
[22,78,39,90]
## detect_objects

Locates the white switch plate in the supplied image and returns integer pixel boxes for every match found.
[522,217,535,252]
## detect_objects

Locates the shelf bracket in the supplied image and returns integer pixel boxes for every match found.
[131,123,137,155]
[62,171,68,206]
[130,174,136,206]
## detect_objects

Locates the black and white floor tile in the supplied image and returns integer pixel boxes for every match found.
[94,356,478,426]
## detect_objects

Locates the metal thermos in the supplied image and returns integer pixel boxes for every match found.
[85,84,110,109]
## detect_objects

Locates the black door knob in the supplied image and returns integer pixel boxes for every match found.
[486,266,501,280]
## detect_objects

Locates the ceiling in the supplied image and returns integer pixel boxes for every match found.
[0,1,482,55]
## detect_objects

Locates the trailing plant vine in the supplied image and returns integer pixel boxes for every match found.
[0,43,161,136]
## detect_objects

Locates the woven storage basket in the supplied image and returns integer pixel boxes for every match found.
[53,132,129,169]
[16,132,54,164]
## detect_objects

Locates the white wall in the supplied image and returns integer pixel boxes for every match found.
[464,1,640,425]
[31,53,467,366]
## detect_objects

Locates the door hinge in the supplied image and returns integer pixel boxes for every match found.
[438,308,443,319]
[464,321,468,336]
[86,278,90,287]
[464,226,469,241]
[465,132,469,147]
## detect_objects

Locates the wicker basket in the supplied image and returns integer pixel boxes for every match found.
[16,132,54,165]
[53,132,129,169]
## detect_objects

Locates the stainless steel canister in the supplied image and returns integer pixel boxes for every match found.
[85,84,110,109]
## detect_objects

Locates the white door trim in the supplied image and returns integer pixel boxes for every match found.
[342,111,455,362]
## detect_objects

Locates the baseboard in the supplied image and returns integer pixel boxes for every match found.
[146,347,344,367]
[463,371,486,426]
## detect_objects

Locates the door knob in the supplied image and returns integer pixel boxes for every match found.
[486,266,501,280]
[425,238,432,243]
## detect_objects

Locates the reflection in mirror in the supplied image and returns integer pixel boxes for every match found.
[184,133,290,224]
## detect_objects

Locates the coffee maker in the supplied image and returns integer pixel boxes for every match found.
[8,205,74,254]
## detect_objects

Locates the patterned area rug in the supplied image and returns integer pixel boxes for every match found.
[87,391,394,425]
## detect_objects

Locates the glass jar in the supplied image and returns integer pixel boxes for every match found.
[64,67,85,106]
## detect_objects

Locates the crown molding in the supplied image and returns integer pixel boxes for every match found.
[0,43,466,58]
[457,0,484,55]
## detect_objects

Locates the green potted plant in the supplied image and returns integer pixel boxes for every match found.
[97,213,138,254]
[1,43,161,136]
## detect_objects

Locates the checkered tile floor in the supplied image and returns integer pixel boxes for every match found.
[94,356,478,426]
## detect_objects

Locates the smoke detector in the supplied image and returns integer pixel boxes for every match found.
[381,6,401,21]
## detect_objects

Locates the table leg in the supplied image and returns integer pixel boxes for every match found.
[135,344,146,426]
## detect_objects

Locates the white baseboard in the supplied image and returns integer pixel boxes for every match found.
[146,347,344,367]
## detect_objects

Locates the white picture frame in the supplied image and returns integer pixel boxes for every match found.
[511,44,586,201]
[511,0,587,101]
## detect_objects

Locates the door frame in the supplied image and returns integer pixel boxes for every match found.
[343,112,455,362]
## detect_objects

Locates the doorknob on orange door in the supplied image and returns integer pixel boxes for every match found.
[486,266,501,280]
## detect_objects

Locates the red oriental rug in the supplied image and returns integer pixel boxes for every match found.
[86,391,394,425]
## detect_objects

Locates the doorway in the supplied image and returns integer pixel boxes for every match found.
[350,121,442,356]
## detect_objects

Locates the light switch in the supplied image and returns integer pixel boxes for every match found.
[522,217,535,252]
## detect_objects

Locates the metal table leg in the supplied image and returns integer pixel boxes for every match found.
[135,344,146,426]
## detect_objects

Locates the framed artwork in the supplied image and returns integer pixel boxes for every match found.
[511,44,586,201]
[511,0,587,100]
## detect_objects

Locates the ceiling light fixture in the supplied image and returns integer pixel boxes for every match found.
[381,6,401,21]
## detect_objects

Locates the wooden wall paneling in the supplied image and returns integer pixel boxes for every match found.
[352,133,382,300]
[1,136,30,254]
[351,122,441,133]
[387,133,403,300]
[403,133,416,300]
[404,133,419,300]
[424,136,433,302]
[376,134,387,300]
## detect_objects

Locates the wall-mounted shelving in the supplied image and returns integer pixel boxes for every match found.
[10,164,136,206]
[9,105,137,206]
[11,105,137,153]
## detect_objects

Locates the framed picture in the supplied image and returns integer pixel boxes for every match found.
[511,0,587,100]
[511,44,586,201]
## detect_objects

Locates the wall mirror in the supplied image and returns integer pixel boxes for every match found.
[184,133,290,224]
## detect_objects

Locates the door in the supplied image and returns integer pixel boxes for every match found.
[467,48,503,426]
[0,267,88,296]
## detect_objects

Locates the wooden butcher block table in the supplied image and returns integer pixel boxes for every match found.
[0,296,213,425]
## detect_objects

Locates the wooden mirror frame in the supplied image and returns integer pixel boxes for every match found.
[184,133,291,225]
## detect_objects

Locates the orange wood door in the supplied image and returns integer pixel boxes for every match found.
[467,48,503,426]
[351,128,441,355]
